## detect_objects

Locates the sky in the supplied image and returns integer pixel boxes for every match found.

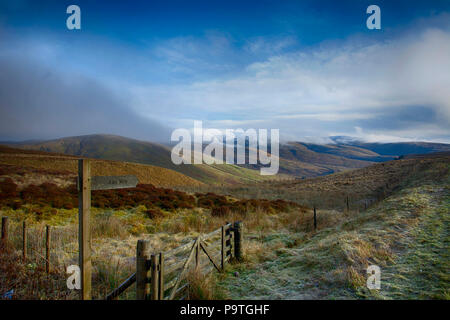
[0,0,450,143]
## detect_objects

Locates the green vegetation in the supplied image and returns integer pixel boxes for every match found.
[187,154,450,211]
[10,134,449,180]
[0,148,448,300]
[0,145,203,188]
[2,136,280,185]
[217,158,449,299]
[0,201,305,299]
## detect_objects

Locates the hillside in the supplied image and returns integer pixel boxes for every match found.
[4,135,277,185]
[330,137,450,157]
[275,142,374,176]
[193,152,450,210]
[246,140,449,177]
[218,152,450,299]
[0,145,203,188]
[0,148,448,300]
[301,142,394,162]
[5,134,450,181]
[230,138,449,177]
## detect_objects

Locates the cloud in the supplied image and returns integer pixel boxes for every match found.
[345,124,450,143]
[243,36,298,55]
[151,32,244,79]
[1,14,450,144]
[132,24,450,143]
[0,53,172,142]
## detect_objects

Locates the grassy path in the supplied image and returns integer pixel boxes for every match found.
[219,178,449,299]
[379,186,449,299]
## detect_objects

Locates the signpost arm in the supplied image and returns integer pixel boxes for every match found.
[78,159,92,300]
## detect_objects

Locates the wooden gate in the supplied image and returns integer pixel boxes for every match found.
[106,221,243,300]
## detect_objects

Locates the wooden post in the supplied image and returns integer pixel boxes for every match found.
[1,216,8,243]
[46,225,51,274]
[346,196,349,212]
[221,225,226,271]
[158,252,164,300]
[225,221,234,259]
[195,239,200,269]
[313,207,317,230]
[233,221,243,262]
[136,240,150,300]
[22,221,27,259]
[150,254,159,300]
[78,159,92,300]
[228,228,234,259]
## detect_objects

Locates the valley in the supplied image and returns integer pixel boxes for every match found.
[5,134,449,182]
[0,142,448,300]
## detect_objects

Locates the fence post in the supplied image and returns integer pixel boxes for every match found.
[23,221,27,259]
[159,252,164,300]
[313,207,317,230]
[233,221,243,262]
[221,226,226,271]
[1,216,8,243]
[136,240,150,300]
[46,225,51,274]
[346,196,349,212]
[150,254,159,300]
[195,239,200,269]
[229,226,234,259]
[78,159,92,300]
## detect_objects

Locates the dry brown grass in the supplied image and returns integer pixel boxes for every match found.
[0,145,203,188]
[185,154,450,212]
[0,242,78,300]
[186,268,227,300]
[91,215,129,239]
[1,150,446,300]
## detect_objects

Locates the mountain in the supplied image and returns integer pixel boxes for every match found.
[275,142,374,176]
[3,134,276,185]
[329,136,450,156]
[0,145,203,188]
[272,139,450,177]
[5,134,450,181]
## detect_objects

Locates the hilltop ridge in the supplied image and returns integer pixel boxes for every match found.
[5,134,449,181]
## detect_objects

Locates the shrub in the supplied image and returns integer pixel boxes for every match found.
[91,215,128,239]
[11,200,22,210]
[211,205,232,217]
[198,198,214,208]
[0,178,18,198]
[33,207,43,220]
[232,202,248,215]
[186,269,227,300]
[145,208,164,219]
[159,200,174,211]
[51,198,65,208]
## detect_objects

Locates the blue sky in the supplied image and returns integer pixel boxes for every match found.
[1,0,450,143]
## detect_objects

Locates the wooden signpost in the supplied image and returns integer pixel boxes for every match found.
[77,159,138,300]
[91,175,139,191]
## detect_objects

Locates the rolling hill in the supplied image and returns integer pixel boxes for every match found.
[2,135,277,185]
[220,151,450,299]
[0,145,203,188]
[194,151,450,210]
[329,136,450,157]
[238,139,449,177]
[4,134,450,181]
